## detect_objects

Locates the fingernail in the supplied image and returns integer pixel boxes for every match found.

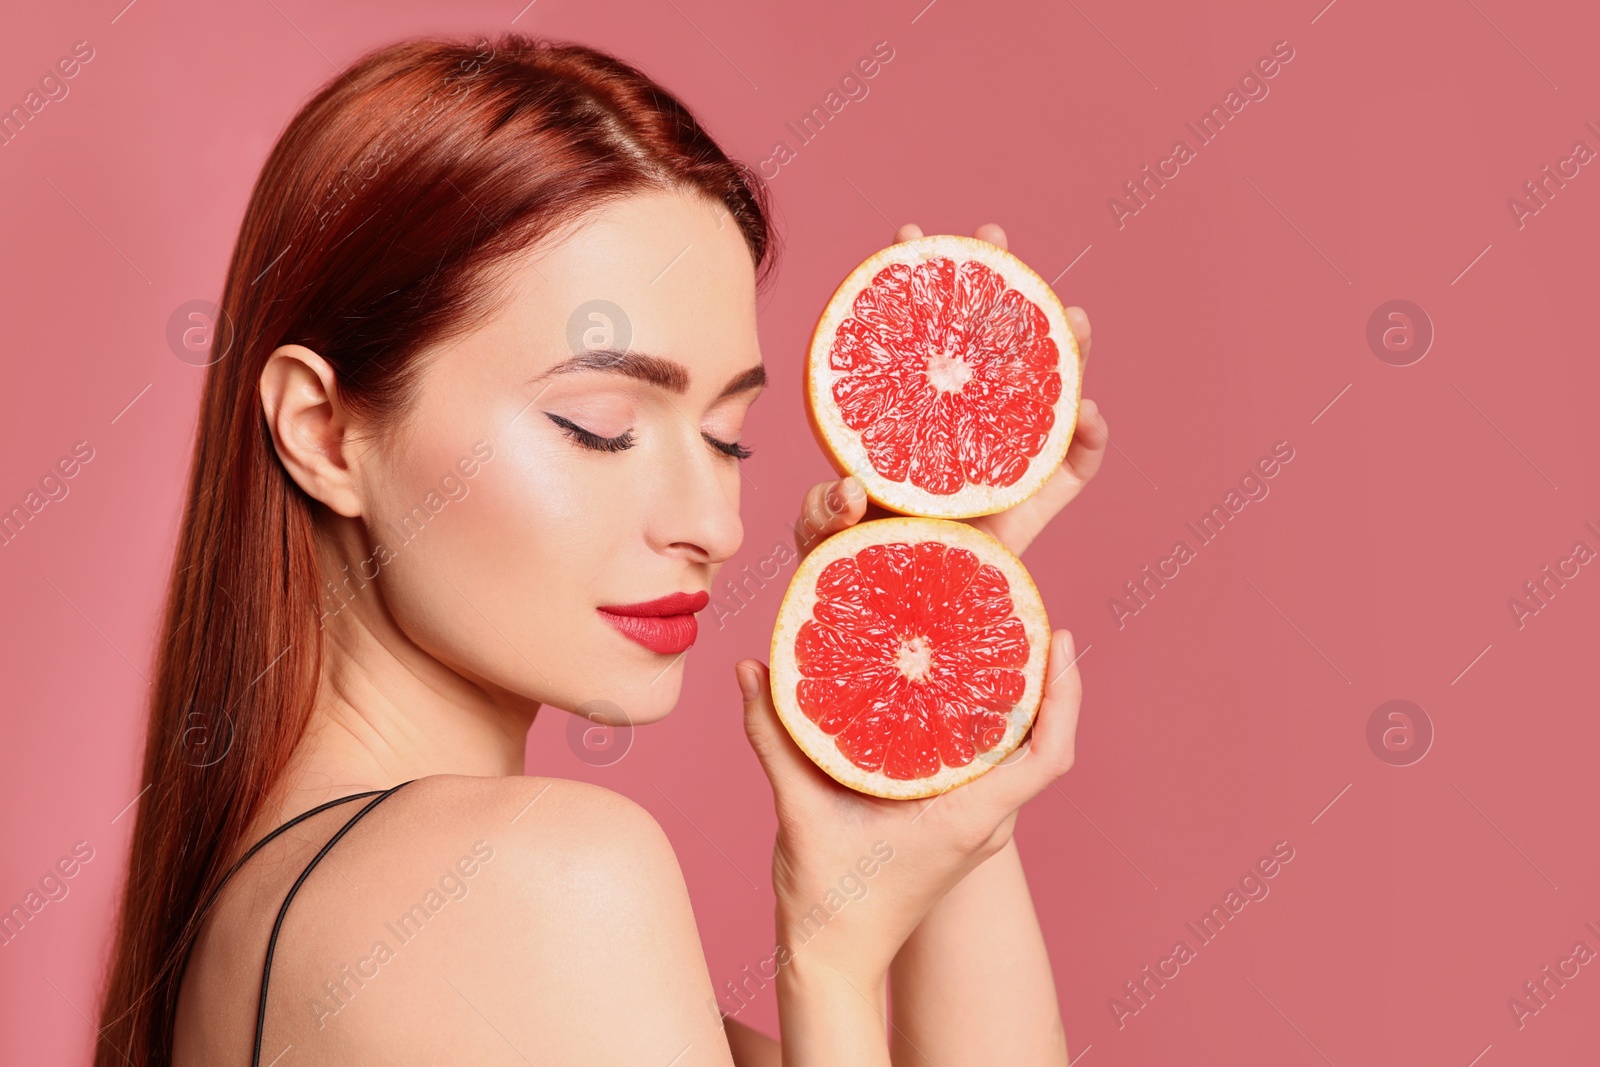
[842,475,863,501]
[1059,631,1075,663]
[736,664,759,701]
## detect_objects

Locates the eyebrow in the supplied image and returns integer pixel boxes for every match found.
[530,349,766,399]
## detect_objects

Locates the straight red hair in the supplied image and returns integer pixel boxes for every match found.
[94,33,775,1065]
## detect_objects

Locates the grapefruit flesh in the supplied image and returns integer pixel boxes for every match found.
[807,234,1082,519]
[770,517,1049,799]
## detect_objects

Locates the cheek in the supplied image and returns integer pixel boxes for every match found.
[454,437,644,607]
[364,423,650,706]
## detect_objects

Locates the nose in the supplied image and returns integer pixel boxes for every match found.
[645,422,745,566]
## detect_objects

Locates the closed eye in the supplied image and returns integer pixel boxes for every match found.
[704,433,753,460]
[545,412,634,453]
[547,412,750,460]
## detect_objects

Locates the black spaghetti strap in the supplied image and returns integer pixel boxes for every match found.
[213,790,388,912]
[173,787,390,1010]
[251,778,417,1067]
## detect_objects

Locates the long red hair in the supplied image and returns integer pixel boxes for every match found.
[95,33,775,1065]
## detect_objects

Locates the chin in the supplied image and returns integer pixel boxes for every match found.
[553,662,683,728]
[615,672,685,726]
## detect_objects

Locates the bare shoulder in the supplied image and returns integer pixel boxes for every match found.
[393,772,673,858]
[384,774,695,907]
[314,774,733,1064]
[181,775,735,1067]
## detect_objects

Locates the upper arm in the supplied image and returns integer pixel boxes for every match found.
[478,778,737,1065]
[285,776,739,1066]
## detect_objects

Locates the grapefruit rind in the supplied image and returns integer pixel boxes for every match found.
[805,234,1083,520]
[769,516,1050,799]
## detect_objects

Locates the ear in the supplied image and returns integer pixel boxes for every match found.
[259,344,364,518]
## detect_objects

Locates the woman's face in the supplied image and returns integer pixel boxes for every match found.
[348,188,763,727]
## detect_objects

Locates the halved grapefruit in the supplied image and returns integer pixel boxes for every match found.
[769,517,1049,799]
[806,234,1082,520]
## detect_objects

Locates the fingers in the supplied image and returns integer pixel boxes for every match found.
[735,659,823,796]
[894,223,1009,251]
[1027,397,1110,507]
[1065,306,1091,366]
[973,222,1007,251]
[794,475,867,557]
[964,397,1109,556]
[1061,397,1108,487]
[1027,630,1083,778]
[967,630,1082,811]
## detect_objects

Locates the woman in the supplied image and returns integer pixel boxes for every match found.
[94,32,1108,1066]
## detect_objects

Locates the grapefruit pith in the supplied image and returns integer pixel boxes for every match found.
[769,517,1049,799]
[806,234,1082,520]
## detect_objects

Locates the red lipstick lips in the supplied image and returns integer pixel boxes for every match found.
[597,590,710,654]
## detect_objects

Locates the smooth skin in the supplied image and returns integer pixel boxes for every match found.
[171,192,1103,1066]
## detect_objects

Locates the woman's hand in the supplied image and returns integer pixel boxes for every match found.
[747,221,1094,1061]
[794,222,1108,562]
[733,627,1083,990]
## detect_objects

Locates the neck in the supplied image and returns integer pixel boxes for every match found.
[266,528,539,822]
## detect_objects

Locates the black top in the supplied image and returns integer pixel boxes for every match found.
[189,779,418,1067]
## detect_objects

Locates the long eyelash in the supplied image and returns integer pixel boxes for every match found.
[545,413,748,459]
[704,433,753,461]
[545,412,635,453]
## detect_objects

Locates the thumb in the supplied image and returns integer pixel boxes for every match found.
[734,659,815,793]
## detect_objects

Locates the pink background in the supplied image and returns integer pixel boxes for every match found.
[3,0,1597,1062]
